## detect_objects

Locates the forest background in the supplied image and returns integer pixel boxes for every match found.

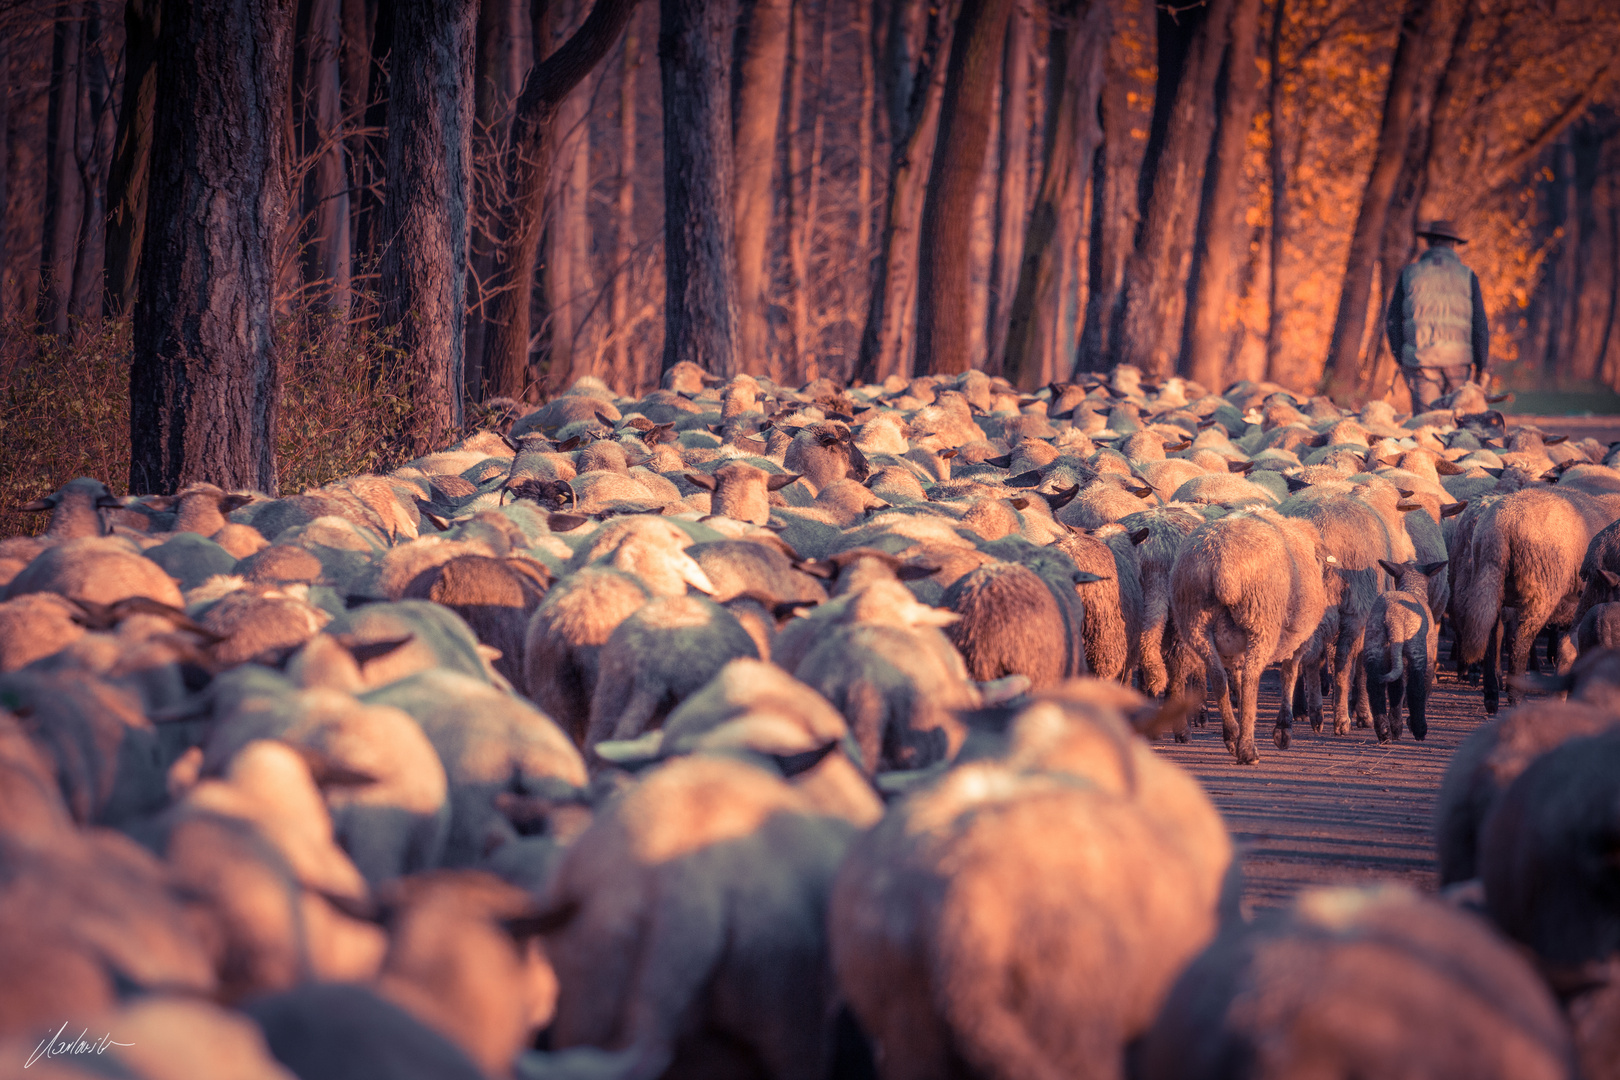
[2,0,1619,532]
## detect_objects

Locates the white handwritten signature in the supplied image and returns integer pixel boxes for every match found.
[26,1023,134,1068]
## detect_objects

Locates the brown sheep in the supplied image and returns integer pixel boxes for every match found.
[1136,885,1576,1080]
[400,553,552,693]
[943,560,1103,689]
[1171,507,1332,764]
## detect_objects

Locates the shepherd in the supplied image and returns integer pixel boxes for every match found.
[1385,219,1490,411]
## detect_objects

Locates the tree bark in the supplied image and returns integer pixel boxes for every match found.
[1263,0,1285,382]
[659,0,739,378]
[298,0,352,320]
[131,0,294,494]
[983,0,1029,375]
[855,0,874,257]
[1076,0,1154,370]
[544,0,598,393]
[1002,0,1106,389]
[1321,0,1433,397]
[731,0,791,375]
[1112,0,1232,378]
[1183,0,1261,390]
[480,0,641,398]
[855,0,955,384]
[914,0,1013,376]
[105,0,160,316]
[38,1,85,336]
[68,0,115,326]
[783,0,810,380]
[608,10,640,391]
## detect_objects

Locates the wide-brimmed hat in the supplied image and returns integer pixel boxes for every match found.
[1417,219,1467,244]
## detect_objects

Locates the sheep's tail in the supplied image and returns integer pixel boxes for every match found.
[1383,646,1405,685]
[1456,533,1506,665]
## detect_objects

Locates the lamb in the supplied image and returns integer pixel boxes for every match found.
[1135,885,1575,1080]
[1361,559,1447,742]
[583,594,760,755]
[142,482,266,557]
[537,754,858,1080]
[1171,507,1332,764]
[1479,729,1620,1080]
[830,684,1232,1080]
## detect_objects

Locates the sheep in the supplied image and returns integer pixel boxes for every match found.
[1054,528,1137,681]
[1573,600,1620,654]
[782,420,871,493]
[5,535,183,607]
[2,478,122,585]
[684,536,827,607]
[942,560,1101,689]
[561,515,718,597]
[524,567,652,746]
[1433,648,1620,885]
[324,600,509,691]
[583,594,760,755]
[683,462,801,524]
[0,590,87,671]
[830,684,1232,1080]
[1362,559,1447,743]
[1135,884,1576,1080]
[538,754,858,1080]
[1454,486,1608,711]
[1119,505,1204,702]
[196,583,333,667]
[399,553,552,693]
[142,531,239,591]
[141,481,266,557]
[363,669,587,866]
[1479,729,1620,1080]
[1171,507,1332,764]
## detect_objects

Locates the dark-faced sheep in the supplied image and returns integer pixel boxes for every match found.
[1171,507,1332,764]
[1362,559,1447,742]
[1135,885,1576,1080]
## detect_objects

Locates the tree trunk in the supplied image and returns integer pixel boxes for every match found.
[0,38,8,303]
[1112,0,1232,378]
[377,0,479,455]
[105,0,160,316]
[659,0,739,378]
[544,0,597,393]
[131,0,294,494]
[1002,0,1105,389]
[608,11,640,391]
[339,0,377,277]
[855,0,955,384]
[796,0,833,382]
[39,1,85,336]
[1321,0,1434,398]
[1183,0,1261,390]
[914,0,1013,377]
[783,0,809,380]
[855,0,874,257]
[298,0,352,320]
[731,0,791,375]
[1263,0,1285,382]
[1076,0,1154,370]
[983,0,1029,375]
[68,0,115,326]
[481,0,641,398]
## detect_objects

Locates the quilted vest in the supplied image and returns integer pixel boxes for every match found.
[1399,248,1475,368]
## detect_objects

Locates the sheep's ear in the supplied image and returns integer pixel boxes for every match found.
[895,562,940,581]
[556,434,585,451]
[1508,670,1575,694]
[1544,433,1568,445]
[1377,559,1403,579]
[939,449,958,459]
[770,741,841,779]
[547,512,590,532]
[1396,488,1415,498]
[1162,439,1192,452]
[1227,459,1255,473]
[977,673,1031,706]
[1129,484,1155,500]
[221,493,256,513]
[1196,419,1219,430]
[502,900,581,942]
[290,743,380,789]
[1483,467,1504,478]
[1008,497,1030,510]
[97,493,127,509]
[684,472,717,491]
[1441,500,1468,517]
[1417,560,1449,576]
[17,496,55,512]
[331,632,415,667]
[793,558,836,579]
[1308,432,1331,447]
[984,453,1013,468]
[1286,475,1311,492]
[1006,469,1044,488]
[765,472,801,491]
[68,597,118,630]
[143,494,178,512]
[1396,501,1425,512]
[1485,393,1510,404]
[422,510,452,531]
[596,411,617,427]
[1433,457,1466,475]
[1598,567,1620,588]
[1129,527,1151,545]
[771,600,815,622]
[1041,485,1080,510]
[1072,570,1108,585]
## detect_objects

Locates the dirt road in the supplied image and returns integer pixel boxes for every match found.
[1152,649,1494,917]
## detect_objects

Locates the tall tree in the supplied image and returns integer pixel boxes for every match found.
[731,0,791,375]
[659,0,739,377]
[296,0,352,321]
[1077,0,1155,370]
[131,0,295,494]
[105,0,161,315]
[855,0,957,383]
[607,9,642,391]
[1263,0,1286,382]
[377,0,479,455]
[984,0,1030,375]
[1321,0,1434,399]
[38,1,85,336]
[1112,0,1233,378]
[480,0,642,399]
[68,2,115,326]
[1002,0,1107,388]
[1183,0,1262,390]
[914,0,1013,376]
[544,0,601,393]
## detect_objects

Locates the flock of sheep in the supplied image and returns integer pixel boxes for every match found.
[0,359,1617,1080]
